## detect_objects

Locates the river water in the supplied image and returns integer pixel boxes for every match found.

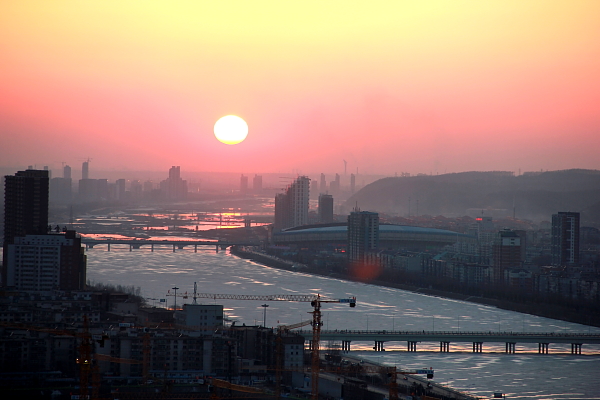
[86,246,600,400]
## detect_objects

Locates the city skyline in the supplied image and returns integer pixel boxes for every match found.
[1,1,599,175]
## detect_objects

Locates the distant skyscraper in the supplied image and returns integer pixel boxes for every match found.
[319,173,327,194]
[130,180,142,200]
[161,166,188,200]
[78,178,97,203]
[350,173,356,194]
[169,166,180,180]
[63,164,71,179]
[329,173,341,194]
[318,194,334,223]
[551,212,580,266]
[240,174,248,195]
[50,176,72,204]
[273,176,310,231]
[115,178,126,201]
[82,161,89,180]
[253,174,262,192]
[492,229,521,284]
[347,210,379,266]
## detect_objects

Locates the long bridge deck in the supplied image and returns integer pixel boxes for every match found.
[81,239,260,251]
[296,330,600,354]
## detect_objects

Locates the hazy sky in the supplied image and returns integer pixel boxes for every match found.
[1,1,599,176]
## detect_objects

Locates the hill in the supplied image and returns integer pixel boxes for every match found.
[345,169,600,226]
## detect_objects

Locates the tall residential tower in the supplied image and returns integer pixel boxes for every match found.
[274,176,310,231]
[347,209,379,266]
[551,211,580,266]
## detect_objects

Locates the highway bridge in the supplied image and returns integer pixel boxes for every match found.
[81,238,261,252]
[296,329,600,354]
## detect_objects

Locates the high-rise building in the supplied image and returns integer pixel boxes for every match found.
[63,164,71,179]
[5,231,86,291]
[50,176,72,204]
[551,212,580,266]
[78,178,98,203]
[82,161,89,180]
[492,229,521,284]
[3,169,49,249]
[240,174,248,195]
[347,210,379,265]
[318,194,334,223]
[350,173,356,194]
[51,164,73,204]
[329,173,341,195]
[253,174,262,192]
[130,180,142,201]
[160,166,188,200]
[273,176,310,231]
[115,179,126,201]
[3,169,86,291]
[319,173,327,194]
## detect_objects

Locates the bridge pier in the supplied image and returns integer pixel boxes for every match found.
[373,341,385,351]
[107,243,110,251]
[505,342,516,354]
[151,244,154,252]
[341,341,351,352]
[129,245,132,252]
[571,343,582,355]
[194,245,197,253]
[538,343,549,354]
[407,341,418,352]
[173,244,176,252]
[472,342,483,353]
[440,341,450,352]
[216,245,219,253]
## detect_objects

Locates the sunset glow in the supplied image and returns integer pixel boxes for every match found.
[0,1,599,174]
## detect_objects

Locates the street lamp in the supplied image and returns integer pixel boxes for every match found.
[172,286,179,310]
[261,304,269,327]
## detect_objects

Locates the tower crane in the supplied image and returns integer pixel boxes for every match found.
[165,290,356,400]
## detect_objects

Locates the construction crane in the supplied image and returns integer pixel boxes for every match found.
[165,290,356,400]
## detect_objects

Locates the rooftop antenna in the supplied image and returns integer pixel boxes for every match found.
[193,282,198,304]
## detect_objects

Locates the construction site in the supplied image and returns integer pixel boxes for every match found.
[0,284,479,400]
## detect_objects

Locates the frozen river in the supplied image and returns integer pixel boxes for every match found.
[86,247,600,399]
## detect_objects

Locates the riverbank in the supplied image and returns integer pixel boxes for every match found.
[230,246,600,328]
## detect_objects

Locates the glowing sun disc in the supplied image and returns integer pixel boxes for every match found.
[214,115,248,145]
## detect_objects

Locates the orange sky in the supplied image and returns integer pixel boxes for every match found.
[1,1,599,176]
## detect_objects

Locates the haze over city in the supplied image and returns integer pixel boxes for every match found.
[1,1,599,175]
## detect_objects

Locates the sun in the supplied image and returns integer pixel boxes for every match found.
[214,115,248,145]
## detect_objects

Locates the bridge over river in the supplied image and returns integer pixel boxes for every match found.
[81,238,260,252]
[296,330,600,354]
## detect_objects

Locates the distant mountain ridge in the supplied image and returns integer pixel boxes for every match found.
[345,169,600,226]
